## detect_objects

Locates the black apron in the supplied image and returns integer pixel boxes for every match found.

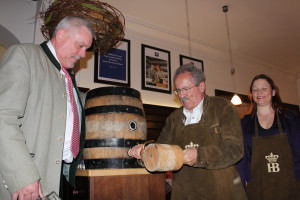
[247,112,300,200]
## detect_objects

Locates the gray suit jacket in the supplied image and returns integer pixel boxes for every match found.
[0,42,86,198]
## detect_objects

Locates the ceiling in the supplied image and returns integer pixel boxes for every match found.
[185,0,300,75]
[112,0,300,75]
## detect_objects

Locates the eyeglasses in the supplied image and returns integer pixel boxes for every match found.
[174,85,198,95]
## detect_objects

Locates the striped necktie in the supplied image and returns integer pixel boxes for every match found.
[61,67,80,158]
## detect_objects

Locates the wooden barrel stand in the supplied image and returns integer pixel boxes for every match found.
[72,169,165,200]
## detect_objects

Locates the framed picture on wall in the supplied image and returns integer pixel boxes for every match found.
[141,44,171,94]
[94,39,130,87]
[179,54,204,72]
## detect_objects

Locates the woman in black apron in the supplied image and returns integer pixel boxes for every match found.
[237,74,300,200]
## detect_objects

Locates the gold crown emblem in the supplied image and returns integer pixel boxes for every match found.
[265,152,279,163]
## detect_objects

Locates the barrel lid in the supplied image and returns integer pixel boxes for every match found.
[86,87,141,100]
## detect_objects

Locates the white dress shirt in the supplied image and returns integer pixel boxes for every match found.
[183,98,204,126]
[47,41,82,163]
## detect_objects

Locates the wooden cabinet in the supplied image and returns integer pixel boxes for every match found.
[72,169,165,200]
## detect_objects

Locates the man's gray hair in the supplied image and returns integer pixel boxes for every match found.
[52,16,96,39]
[173,63,206,85]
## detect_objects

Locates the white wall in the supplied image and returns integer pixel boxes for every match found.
[74,0,299,108]
[0,0,37,44]
[1,0,299,108]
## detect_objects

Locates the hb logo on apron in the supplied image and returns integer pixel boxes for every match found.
[265,152,280,173]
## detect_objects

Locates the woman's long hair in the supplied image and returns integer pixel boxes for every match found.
[249,74,285,114]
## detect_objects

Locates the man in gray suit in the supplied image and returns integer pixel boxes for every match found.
[0,16,95,200]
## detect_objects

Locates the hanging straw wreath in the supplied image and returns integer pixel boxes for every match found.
[39,0,125,53]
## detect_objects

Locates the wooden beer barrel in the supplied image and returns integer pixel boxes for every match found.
[83,87,147,169]
[142,144,184,172]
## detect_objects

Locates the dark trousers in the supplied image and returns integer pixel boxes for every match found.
[59,165,75,199]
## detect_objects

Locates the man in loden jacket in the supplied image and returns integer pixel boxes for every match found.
[129,63,247,199]
[0,16,95,199]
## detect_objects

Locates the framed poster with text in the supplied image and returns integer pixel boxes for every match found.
[94,39,130,87]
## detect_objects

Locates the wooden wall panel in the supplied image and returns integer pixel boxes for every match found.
[143,104,176,141]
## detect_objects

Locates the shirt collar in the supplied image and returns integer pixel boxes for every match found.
[183,98,204,115]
